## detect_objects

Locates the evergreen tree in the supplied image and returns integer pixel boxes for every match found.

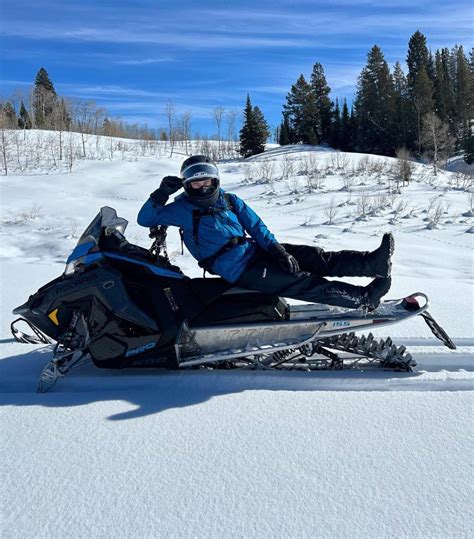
[340,99,352,151]
[433,48,456,123]
[463,122,474,164]
[239,94,266,157]
[18,101,32,129]
[283,74,319,144]
[310,62,333,143]
[469,48,474,118]
[413,66,434,152]
[33,67,57,128]
[407,31,431,90]
[452,46,471,137]
[464,49,474,160]
[427,51,436,82]
[278,116,292,145]
[253,106,270,143]
[350,106,357,150]
[330,98,341,149]
[392,62,410,148]
[354,45,396,155]
[406,31,434,151]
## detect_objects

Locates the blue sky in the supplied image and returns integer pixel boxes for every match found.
[1,0,472,136]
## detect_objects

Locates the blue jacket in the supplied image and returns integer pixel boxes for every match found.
[137,188,278,282]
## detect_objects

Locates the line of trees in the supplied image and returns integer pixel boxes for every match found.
[278,31,473,165]
[3,35,473,167]
[1,67,157,143]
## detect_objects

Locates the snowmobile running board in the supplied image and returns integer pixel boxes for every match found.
[174,292,456,368]
[11,293,456,392]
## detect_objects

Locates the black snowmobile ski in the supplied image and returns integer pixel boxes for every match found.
[10,207,456,392]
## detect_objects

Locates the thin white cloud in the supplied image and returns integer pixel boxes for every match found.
[114,57,175,65]
[2,8,471,52]
[59,84,171,98]
[1,25,315,48]
[0,79,33,86]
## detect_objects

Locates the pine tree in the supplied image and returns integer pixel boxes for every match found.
[330,98,341,149]
[283,74,319,144]
[452,46,471,139]
[392,62,410,149]
[239,94,266,157]
[433,48,455,123]
[253,106,270,144]
[350,106,357,150]
[413,66,434,152]
[469,48,474,121]
[406,31,434,151]
[310,62,333,143]
[427,51,436,82]
[340,99,352,151]
[463,122,474,164]
[33,67,57,128]
[354,45,396,155]
[18,101,32,129]
[407,31,431,90]
[278,116,292,145]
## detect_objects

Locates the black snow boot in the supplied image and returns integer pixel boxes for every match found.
[363,276,392,311]
[368,233,394,277]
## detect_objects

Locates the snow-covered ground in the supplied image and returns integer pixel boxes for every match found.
[1,134,473,538]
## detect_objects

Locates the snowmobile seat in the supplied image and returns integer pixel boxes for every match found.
[188,278,289,326]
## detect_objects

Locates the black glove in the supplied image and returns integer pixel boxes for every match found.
[271,243,300,274]
[150,176,182,207]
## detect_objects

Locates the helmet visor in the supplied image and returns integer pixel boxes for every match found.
[182,163,219,183]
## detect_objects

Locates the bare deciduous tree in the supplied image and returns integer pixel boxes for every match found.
[256,160,276,191]
[164,101,176,157]
[324,197,339,224]
[225,109,239,156]
[356,191,371,219]
[180,112,192,155]
[395,146,413,187]
[280,155,295,182]
[420,112,455,176]
[213,106,225,157]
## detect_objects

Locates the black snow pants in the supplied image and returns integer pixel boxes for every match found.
[236,243,377,309]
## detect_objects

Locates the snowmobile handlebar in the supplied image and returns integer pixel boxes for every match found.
[149,225,168,240]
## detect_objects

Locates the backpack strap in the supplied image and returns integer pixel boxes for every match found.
[198,236,248,273]
[188,194,239,265]
[223,192,236,213]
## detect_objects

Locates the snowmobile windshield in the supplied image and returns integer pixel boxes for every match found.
[77,207,129,247]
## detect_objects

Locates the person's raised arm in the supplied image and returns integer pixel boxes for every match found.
[137,176,183,228]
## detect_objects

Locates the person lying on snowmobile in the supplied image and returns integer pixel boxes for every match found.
[137,155,394,310]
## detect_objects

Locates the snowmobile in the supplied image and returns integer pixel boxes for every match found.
[11,207,456,393]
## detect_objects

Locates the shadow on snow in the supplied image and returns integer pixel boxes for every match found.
[0,344,472,421]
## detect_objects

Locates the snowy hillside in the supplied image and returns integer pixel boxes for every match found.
[1,133,473,538]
